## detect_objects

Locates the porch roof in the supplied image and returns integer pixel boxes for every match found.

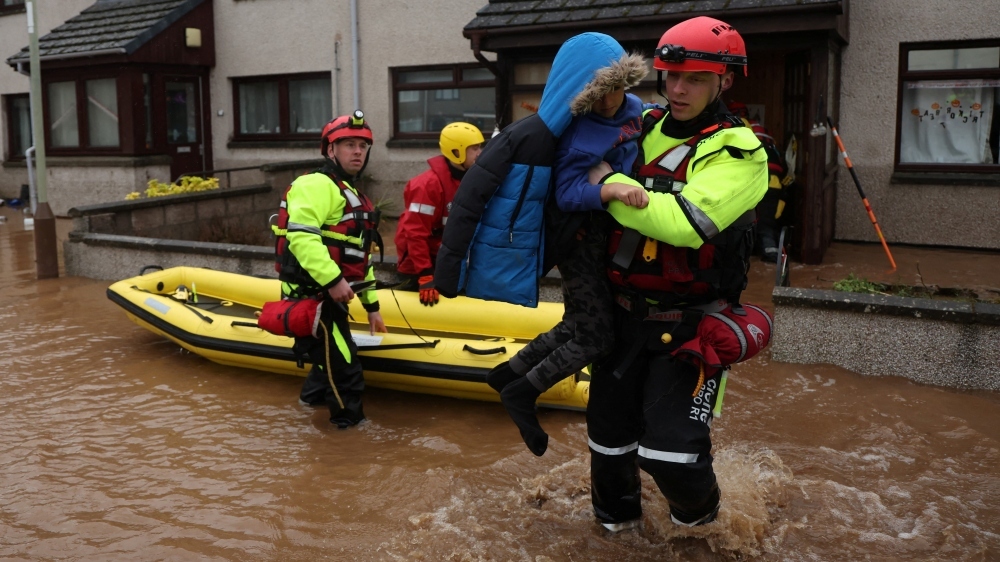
[7,0,206,66]
[465,0,847,50]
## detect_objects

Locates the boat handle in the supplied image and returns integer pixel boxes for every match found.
[140,264,164,275]
[231,321,261,329]
[462,344,507,355]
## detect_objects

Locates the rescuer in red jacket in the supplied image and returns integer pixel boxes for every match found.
[394,122,485,305]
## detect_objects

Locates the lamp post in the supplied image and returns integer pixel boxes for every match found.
[26,0,59,279]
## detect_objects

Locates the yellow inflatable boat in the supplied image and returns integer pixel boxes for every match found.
[107,266,588,410]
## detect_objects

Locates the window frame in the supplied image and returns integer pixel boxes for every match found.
[390,62,496,141]
[505,51,662,126]
[4,93,31,161]
[894,39,1000,174]
[42,75,123,155]
[0,0,25,16]
[230,72,332,143]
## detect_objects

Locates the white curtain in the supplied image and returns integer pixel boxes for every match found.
[900,79,997,164]
[48,81,78,147]
[239,82,279,134]
[13,96,31,154]
[289,78,331,133]
[87,78,119,147]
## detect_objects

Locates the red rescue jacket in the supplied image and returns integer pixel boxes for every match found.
[394,155,461,276]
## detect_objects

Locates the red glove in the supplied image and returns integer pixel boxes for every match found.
[418,275,439,306]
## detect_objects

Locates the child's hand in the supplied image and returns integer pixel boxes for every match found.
[588,161,614,184]
[601,183,649,208]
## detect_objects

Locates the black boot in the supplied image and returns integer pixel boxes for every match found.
[486,360,520,393]
[329,400,365,429]
[500,377,547,456]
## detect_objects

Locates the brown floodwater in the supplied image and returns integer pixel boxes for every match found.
[2,205,999,561]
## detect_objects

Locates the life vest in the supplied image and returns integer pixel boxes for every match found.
[273,170,380,294]
[607,109,755,307]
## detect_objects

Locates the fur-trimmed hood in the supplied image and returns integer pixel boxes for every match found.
[537,32,648,137]
[570,52,648,116]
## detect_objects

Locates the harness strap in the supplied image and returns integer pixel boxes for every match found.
[612,228,644,270]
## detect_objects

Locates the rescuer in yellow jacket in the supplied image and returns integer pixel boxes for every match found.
[583,17,769,531]
[273,110,386,428]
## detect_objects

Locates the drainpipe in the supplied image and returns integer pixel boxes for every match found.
[471,33,501,135]
[25,0,59,279]
[350,0,359,110]
[471,33,498,76]
[334,35,341,117]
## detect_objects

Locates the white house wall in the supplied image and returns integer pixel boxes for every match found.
[210,0,491,210]
[838,0,1000,249]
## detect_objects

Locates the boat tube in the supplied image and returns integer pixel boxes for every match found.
[107,266,588,410]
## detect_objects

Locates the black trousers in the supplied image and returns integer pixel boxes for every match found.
[586,307,721,525]
[297,300,366,427]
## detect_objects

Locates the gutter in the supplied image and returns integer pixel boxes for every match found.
[8,47,127,68]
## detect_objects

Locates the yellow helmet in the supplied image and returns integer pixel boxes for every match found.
[439,122,485,166]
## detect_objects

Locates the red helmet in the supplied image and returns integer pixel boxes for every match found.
[654,16,748,77]
[320,110,373,156]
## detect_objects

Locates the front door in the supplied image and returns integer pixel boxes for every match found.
[165,78,205,180]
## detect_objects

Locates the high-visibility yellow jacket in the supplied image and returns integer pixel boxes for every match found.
[277,168,378,309]
[604,111,769,250]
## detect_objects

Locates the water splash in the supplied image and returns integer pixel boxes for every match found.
[378,445,792,561]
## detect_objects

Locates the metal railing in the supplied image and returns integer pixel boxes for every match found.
[175,160,322,188]
[174,165,262,188]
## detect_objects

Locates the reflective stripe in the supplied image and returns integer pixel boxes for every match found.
[657,144,691,172]
[588,437,638,456]
[677,195,719,239]
[287,222,322,235]
[408,202,436,216]
[342,188,363,208]
[441,216,448,225]
[344,248,365,258]
[637,446,699,464]
[338,211,374,224]
[279,200,287,209]
[744,303,773,334]
[708,311,747,362]
[672,181,686,194]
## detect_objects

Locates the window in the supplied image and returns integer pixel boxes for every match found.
[391,64,495,139]
[232,73,331,140]
[46,77,121,150]
[4,94,31,159]
[510,57,661,123]
[896,41,1000,172]
[0,0,25,15]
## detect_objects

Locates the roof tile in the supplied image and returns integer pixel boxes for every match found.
[691,0,729,12]
[657,1,695,14]
[566,7,599,21]
[508,12,542,25]
[727,0,764,9]
[596,6,631,20]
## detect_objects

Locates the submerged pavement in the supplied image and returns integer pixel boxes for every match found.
[2,205,1000,560]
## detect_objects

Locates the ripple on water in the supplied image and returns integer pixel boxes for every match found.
[378,444,792,561]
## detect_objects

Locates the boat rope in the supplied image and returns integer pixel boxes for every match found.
[692,363,706,398]
[387,286,438,347]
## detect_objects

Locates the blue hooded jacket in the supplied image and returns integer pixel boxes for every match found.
[435,33,642,307]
